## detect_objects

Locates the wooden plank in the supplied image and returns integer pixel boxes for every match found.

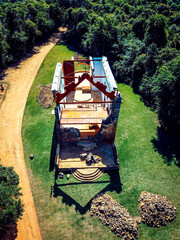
[59,100,112,104]
[60,120,102,124]
[58,160,117,169]
[61,76,106,79]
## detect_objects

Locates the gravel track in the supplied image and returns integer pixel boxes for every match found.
[0,28,65,240]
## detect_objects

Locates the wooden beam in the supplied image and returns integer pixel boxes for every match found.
[59,100,112,104]
[60,122,103,124]
[61,117,104,119]
[61,76,106,79]
[56,73,115,103]
[69,59,101,62]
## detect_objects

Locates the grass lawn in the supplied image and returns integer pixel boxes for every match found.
[22,43,180,240]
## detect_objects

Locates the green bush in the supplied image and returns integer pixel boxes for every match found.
[0,164,24,231]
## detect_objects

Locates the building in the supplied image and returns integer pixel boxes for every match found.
[51,56,122,181]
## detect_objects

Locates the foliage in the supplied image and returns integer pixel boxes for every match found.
[154,57,180,135]
[59,0,180,142]
[145,14,167,48]
[0,0,64,68]
[0,0,179,157]
[22,44,180,240]
[0,164,23,230]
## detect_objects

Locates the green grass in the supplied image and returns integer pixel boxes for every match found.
[22,43,180,240]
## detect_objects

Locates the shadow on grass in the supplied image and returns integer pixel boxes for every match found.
[51,170,122,215]
[49,121,57,172]
[56,37,85,57]
[151,127,180,167]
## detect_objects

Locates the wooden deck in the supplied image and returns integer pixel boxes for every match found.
[59,77,109,140]
[61,108,108,124]
[57,143,118,171]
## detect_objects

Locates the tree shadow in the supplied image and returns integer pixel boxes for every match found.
[0,71,7,80]
[56,39,85,57]
[151,127,180,167]
[49,121,57,172]
[0,223,17,240]
[51,170,122,215]
[0,27,64,75]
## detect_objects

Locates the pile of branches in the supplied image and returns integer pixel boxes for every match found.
[139,191,177,228]
[90,193,139,240]
[37,84,54,109]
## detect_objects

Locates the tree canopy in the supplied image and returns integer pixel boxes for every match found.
[0,0,179,161]
[0,164,24,232]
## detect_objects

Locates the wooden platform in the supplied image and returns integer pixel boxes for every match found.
[57,143,118,171]
[72,168,104,182]
[61,107,108,125]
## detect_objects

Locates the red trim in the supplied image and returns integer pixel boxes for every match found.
[75,62,91,69]
[56,73,115,103]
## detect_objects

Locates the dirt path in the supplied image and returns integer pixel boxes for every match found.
[0,28,66,240]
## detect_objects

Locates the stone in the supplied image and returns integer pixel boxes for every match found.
[59,172,64,179]
[59,127,81,143]
[80,152,101,165]
[77,142,97,151]
[80,153,88,160]
[86,152,93,164]
[133,217,142,224]
[138,191,177,228]
[93,155,100,163]
[29,154,34,160]
[90,193,139,240]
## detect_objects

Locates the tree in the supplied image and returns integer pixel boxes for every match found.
[154,57,180,136]
[0,164,24,232]
[82,14,117,56]
[145,43,158,76]
[132,16,146,40]
[113,33,144,83]
[132,54,146,92]
[0,20,10,68]
[145,14,167,47]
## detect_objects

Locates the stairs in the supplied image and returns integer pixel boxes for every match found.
[72,168,104,182]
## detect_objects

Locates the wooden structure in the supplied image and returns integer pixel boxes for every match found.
[52,56,122,181]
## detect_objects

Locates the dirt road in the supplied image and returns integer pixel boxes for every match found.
[0,29,65,240]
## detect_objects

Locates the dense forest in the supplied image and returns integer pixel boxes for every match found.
[0,0,179,163]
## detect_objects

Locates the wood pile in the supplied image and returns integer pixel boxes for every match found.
[90,193,139,240]
[138,191,177,228]
[37,84,54,108]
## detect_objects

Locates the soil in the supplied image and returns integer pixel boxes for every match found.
[0,27,66,240]
[37,84,54,108]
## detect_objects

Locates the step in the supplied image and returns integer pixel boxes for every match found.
[72,168,104,182]
[73,172,103,181]
[74,169,100,179]
[75,171,103,182]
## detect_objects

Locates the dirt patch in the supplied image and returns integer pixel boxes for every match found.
[90,193,139,240]
[37,84,54,108]
[0,27,67,240]
[139,191,177,228]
